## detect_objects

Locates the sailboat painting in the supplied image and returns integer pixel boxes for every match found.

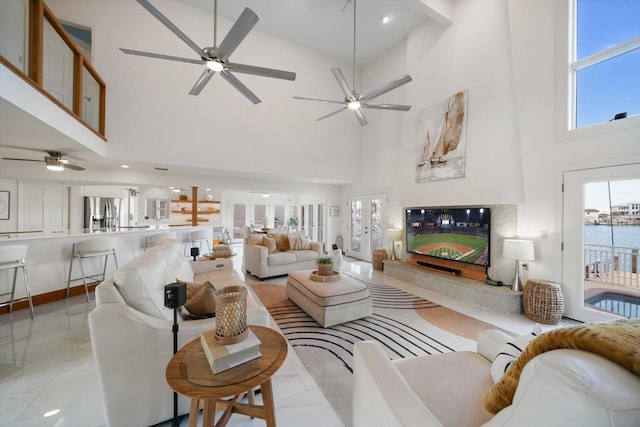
[415,90,468,182]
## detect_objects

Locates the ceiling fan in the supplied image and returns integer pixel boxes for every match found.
[2,151,85,171]
[120,0,296,103]
[293,0,412,126]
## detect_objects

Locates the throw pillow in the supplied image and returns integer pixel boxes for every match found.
[183,281,204,299]
[246,234,263,246]
[299,235,310,250]
[262,235,277,254]
[268,233,290,251]
[490,324,543,383]
[183,281,216,317]
[288,232,301,249]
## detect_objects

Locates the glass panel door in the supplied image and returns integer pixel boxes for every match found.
[230,202,248,240]
[254,203,266,228]
[370,198,384,252]
[563,163,640,321]
[350,200,363,258]
[348,193,388,261]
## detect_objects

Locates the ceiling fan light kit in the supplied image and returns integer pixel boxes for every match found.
[294,0,413,126]
[45,157,65,171]
[120,0,296,103]
[2,150,85,172]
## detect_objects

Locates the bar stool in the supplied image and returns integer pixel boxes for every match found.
[185,229,212,256]
[66,237,119,302]
[144,231,176,251]
[0,245,34,318]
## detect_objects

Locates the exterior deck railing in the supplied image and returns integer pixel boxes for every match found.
[584,244,639,288]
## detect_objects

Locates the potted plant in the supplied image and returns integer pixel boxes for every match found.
[317,256,334,276]
[178,194,188,201]
[287,216,298,231]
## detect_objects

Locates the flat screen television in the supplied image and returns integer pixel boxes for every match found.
[405,207,490,267]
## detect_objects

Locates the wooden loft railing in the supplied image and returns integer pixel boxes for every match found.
[0,0,106,140]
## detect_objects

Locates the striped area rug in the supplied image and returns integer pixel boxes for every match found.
[251,271,497,426]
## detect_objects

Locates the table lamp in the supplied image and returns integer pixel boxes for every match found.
[502,239,535,292]
[386,228,403,260]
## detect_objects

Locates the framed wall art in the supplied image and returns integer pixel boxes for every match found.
[329,206,340,216]
[0,191,9,220]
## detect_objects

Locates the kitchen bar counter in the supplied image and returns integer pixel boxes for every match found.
[0,225,211,305]
[0,224,201,240]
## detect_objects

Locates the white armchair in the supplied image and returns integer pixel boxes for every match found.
[89,239,269,427]
[353,327,640,427]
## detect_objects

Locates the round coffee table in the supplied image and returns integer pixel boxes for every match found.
[166,325,288,427]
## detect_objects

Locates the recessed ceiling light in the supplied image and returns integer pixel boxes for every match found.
[205,188,212,191]
[314,180,320,183]
[382,16,391,24]
[120,164,129,168]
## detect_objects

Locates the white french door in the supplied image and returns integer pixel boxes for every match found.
[347,192,388,261]
[563,163,640,322]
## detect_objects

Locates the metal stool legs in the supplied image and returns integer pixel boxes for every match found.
[66,240,119,303]
[0,246,34,318]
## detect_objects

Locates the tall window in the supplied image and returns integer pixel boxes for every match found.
[572,0,640,129]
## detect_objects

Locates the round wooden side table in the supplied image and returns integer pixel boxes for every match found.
[166,325,288,427]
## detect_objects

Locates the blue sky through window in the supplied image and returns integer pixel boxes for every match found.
[575,0,640,128]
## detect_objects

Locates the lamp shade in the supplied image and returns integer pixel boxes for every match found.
[386,228,402,242]
[503,239,535,261]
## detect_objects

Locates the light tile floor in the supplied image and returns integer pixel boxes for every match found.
[0,251,578,427]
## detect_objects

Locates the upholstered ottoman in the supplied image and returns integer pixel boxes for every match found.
[286,270,372,327]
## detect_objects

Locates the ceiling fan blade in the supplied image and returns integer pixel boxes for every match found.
[362,103,412,111]
[119,48,203,65]
[189,69,216,95]
[331,68,354,99]
[362,74,412,102]
[64,163,85,171]
[220,70,261,104]
[226,62,295,81]
[293,96,344,105]
[354,108,368,126]
[216,8,259,62]
[136,0,206,59]
[2,157,44,163]
[315,107,347,121]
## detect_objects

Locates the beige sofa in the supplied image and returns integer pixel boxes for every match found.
[243,232,322,279]
[353,327,640,427]
[88,239,270,427]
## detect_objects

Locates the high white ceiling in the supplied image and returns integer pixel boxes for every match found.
[0,0,452,185]
[178,0,436,66]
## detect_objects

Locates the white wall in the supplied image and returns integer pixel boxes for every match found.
[343,0,640,287]
[48,0,362,184]
[16,0,640,287]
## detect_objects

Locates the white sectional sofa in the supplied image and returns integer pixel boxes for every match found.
[88,239,269,427]
[243,232,322,279]
[353,327,640,427]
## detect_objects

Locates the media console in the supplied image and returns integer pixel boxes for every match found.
[416,260,461,276]
[384,260,522,314]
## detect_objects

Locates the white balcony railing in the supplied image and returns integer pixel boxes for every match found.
[585,244,640,288]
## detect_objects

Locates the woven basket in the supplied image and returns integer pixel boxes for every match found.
[523,279,565,325]
[214,286,248,344]
[317,263,334,276]
[372,248,388,271]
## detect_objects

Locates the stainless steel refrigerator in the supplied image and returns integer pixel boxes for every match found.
[84,197,121,229]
